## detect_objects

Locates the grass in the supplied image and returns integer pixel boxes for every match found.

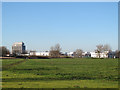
[2,80,118,88]
[2,59,24,66]
[2,58,119,88]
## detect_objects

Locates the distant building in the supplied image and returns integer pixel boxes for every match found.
[29,51,49,56]
[90,51,108,58]
[12,42,26,55]
[29,51,36,56]
[60,52,68,56]
[83,52,91,58]
[90,52,98,58]
[36,51,49,56]
[108,51,116,58]
[67,52,74,57]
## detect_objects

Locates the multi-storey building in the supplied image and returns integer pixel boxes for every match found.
[12,42,26,55]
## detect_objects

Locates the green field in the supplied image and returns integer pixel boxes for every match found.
[2,58,119,88]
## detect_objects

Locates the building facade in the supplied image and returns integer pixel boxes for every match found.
[90,51,108,58]
[29,51,49,56]
[12,42,26,55]
[67,52,74,57]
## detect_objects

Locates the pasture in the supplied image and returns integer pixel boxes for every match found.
[2,58,118,88]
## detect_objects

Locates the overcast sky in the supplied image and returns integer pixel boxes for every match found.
[2,2,118,52]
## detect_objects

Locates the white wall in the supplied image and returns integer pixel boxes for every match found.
[90,52,108,58]
[30,51,49,56]
[90,52,98,58]
[36,52,49,56]
[67,52,74,57]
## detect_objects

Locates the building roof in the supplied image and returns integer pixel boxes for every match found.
[13,42,24,46]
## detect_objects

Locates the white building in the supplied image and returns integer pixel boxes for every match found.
[90,51,108,58]
[82,52,88,56]
[90,52,98,58]
[67,52,74,57]
[30,51,49,56]
[36,51,49,56]
[12,42,26,55]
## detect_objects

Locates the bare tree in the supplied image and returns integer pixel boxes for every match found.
[103,44,111,51]
[96,44,111,58]
[96,44,104,58]
[74,49,83,58]
[50,44,61,58]
[0,46,10,57]
[103,44,111,57]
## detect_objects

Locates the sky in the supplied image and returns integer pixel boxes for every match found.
[2,2,118,52]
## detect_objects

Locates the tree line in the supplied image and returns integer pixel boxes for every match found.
[0,44,120,58]
[50,44,120,58]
